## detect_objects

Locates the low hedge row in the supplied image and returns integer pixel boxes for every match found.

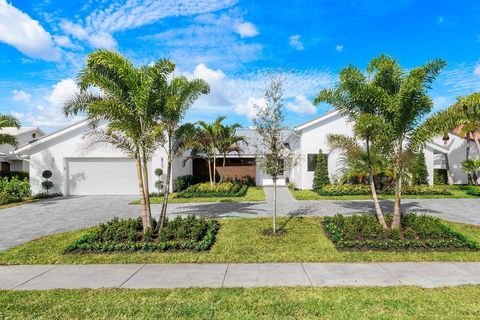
[176,182,248,198]
[66,215,220,253]
[317,184,450,196]
[323,213,479,250]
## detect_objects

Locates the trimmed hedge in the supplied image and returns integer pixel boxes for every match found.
[317,184,451,196]
[176,182,248,198]
[0,176,31,205]
[0,171,29,180]
[66,215,220,253]
[323,213,479,250]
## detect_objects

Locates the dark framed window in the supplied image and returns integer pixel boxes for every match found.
[307,154,317,172]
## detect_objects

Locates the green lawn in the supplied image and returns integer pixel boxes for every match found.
[290,185,480,200]
[131,186,265,204]
[2,286,480,319]
[2,217,480,265]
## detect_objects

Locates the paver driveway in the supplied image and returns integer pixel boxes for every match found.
[1,187,479,251]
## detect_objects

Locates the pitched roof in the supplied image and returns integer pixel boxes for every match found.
[294,109,339,131]
[233,128,292,155]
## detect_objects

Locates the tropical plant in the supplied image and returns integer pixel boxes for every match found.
[312,149,330,191]
[154,168,163,193]
[253,77,296,234]
[365,55,446,229]
[64,49,175,233]
[462,159,480,185]
[157,76,210,231]
[216,120,246,182]
[409,152,429,185]
[455,93,480,158]
[0,114,21,146]
[195,116,225,185]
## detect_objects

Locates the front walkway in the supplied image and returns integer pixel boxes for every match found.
[2,262,480,290]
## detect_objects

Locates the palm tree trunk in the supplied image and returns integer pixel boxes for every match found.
[392,143,403,230]
[370,170,388,230]
[159,138,172,232]
[474,137,480,159]
[136,157,149,232]
[207,158,213,185]
[221,155,227,182]
[273,179,277,234]
[213,154,217,184]
[142,150,152,230]
[443,140,454,185]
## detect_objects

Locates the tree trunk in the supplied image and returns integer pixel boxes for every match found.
[213,154,217,184]
[392,177,402,229]
[273,179,277,234]
[221,155,226,183]
[136,157,149,232]
[207,158,213,185]
[142,151,152,230]
[370,170,388,230]
[158,138,172,232]
[474,137,480,159]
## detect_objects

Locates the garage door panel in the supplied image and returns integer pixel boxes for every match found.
[67,158,140,195]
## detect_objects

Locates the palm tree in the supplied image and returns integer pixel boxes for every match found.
[196,117,224,185]
[455,93,480,159]
[64,49,174,232]
[217,121,246,182]
[0,114,21,146]
[157,76,210,230]
[365,55,446,230]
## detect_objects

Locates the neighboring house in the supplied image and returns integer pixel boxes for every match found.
[0,127,45,173]
[14,111,476,196]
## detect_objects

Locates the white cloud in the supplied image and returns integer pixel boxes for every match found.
[289,35,304,50]
[12,90,31,103]
[335,44,343,52]
[45,79,78,106]
[286,95,316,114]
[234,21,259,38]
[474,64,480,77]
[86,0,238,33]
[235,97,265,120]
[193,63,225,82]
[11,78,81,128]
[0,0,61,61]
[60,20,117,50]
[53,35,78,49]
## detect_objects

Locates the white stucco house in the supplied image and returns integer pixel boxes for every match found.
[14,110,476,196]
[0,127,45,173]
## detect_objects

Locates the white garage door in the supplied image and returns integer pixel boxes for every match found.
[67,158,140,195]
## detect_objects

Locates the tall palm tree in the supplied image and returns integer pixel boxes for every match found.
[157,76,210,230]
[64,49,174,232]
[0,114,21,146]
[455,93,480,158]
[217,121,246,182]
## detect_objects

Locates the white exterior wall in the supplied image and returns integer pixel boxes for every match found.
[423,147,434,185]
[431,134,478,184]
[0,129,44,172]
[293,113,353,189]
[24,123,191,195]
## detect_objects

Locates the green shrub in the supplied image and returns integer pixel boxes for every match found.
[323,213,479,250]
[313,149,330,191]
[434,169,448,185]
[411,152,429,185]
[467,187,480,196]
[317,184,450,196]
[66,215,220,252]
[0,176,30,199]
[174,174,197,191]
[176,182,248,198]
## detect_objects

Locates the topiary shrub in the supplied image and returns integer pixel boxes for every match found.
[411,152,428,185]
[41,170,53,195]
[154,168,164,194]
[434,169,448,185]
[313,149,330,191]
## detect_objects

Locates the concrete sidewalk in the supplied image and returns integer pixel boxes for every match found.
[2,262,480,290]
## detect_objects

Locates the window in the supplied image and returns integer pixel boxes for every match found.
[307,154,317,172]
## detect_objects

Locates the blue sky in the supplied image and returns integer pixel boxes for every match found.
[1,0,480,132]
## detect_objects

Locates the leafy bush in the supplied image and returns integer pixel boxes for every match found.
[434,169,448,185]
[0,176,31,204]
[317,184,450,196]
[33,192,62,199]
[66,215,220,252]
[174,174,197,191]
[224,175,255,186]
[176,182,248,198]
[323,213,479,250]
[313,150,330,190]
[411,152,428,185]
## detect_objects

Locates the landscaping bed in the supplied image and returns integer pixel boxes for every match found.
[318,184,450,196]
[324,214,480,251]
[176,182,248,198]
[3,217,480,265]
[467,186,480,196]
[66,215,219,253]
